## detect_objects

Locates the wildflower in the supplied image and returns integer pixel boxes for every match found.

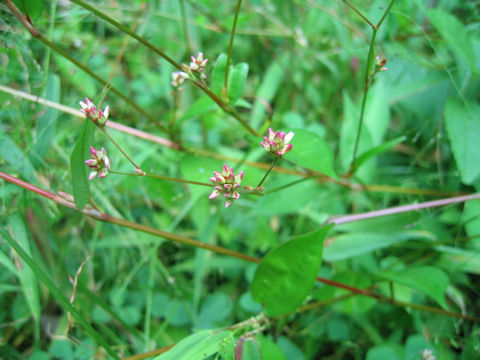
[260,128,294,157]
[374,56,388,72]
[420,349,435,360]
[181,52,208,80]
[85,146,110,180]
[79,98,109,127]
[209,164,244,208]
[171,71,189,89]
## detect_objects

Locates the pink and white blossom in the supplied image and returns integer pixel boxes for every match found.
[209,164,244,208]
[85,146,110,180]
[79,98,109,126]
[260,128,294,157]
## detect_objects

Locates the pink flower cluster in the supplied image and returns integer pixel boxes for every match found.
[260,128,294,157]
[79,98,109,126]
[85,146,110,180]
[209,164,244,208]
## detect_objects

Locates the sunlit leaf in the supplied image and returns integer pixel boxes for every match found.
[251,225,333,316]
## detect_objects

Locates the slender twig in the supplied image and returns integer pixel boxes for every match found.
[327,193,480,225]
[345,0,396,175]
[101,129,142,171]
[110,170,214,187]
[2,172,479,323]
[256,157,278,188]
[224,0,243,94]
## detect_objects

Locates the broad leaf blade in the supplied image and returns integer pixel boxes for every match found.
[211,54,227,93]
[251,225,333,316]
[228,62,249,104]
[285,129,338,179]
[444,99,480,185]
[375,266,449,309]
[354,136,406,172]
[155,329,232,360]
[71,119,95,210]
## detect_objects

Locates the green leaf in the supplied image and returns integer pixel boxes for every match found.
[11,0,44,20]
[211,54,227,93]
[0,134,37,182]
[71,119,95,210]
[428,9,476,71]
[285,129,338,179]
[196,292,233,329]
[375,266,449,309]
[32,74,61,166]
[180,96,217,122]
[228,63,249,104]
[435,245,480,274]
[154,329,232,360]
[354,136,406,172]
[8,216,41,326]
[323,231,433,262]
[444,99,480,185]
[366,345,400,360]
[241,339,262,360]
[251,225,333,316]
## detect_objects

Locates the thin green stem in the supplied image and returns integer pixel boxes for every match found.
[101,129,142,171]
[179,0,193,54]
[264,176,312,194]
[343,0,375,29]
[224,0,243,93]
[110,170,214,187]
[257,157,278,188]
[347,0,395,175]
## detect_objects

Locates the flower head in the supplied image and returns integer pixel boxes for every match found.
[420,349,435,360]
[171,71,189,89]
[209,164,244,208]
[79,98,109,126]
[260,128,294,157]
[181,52,208,80]
[374,56,388,72]
[85,146,110,180]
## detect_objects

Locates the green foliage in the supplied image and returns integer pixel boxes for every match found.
[1,0,480,359]
[251,225,332,316]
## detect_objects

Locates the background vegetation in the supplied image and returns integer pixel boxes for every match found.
[1,0,479,359]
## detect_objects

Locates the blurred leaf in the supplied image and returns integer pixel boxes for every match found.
[0,134,37,182]
[70,119,94,210]
[179,154,220,200]
[285,129,338,179]
[276,337,305,360]
[375,266,449,309]
[8,215,40,324]
[331,272,376,314]
[211,53,227,93]
[354,136,406,172]
[462,200,480,250]
[251,58,286,128]
[428,9,476,71]
[404,334,431,360]
[11,0,44,20]
[49,340,73,359]
[255,178,323,216]
[228,63,249,104]
[155,329,232,360]
[435,245,480,274]
[323,231,433,262]
[444,99,480,185]
[240,339,262,360]
[366,345,400,360]
[196,292,233,329]
[251,225,333,316]
[31,74,61,167]
[180,96,216,122]
[257,335,287,360]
